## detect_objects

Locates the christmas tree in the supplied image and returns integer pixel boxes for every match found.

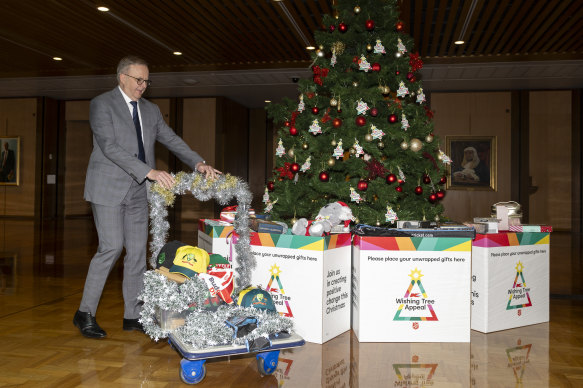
[266,0,448,226]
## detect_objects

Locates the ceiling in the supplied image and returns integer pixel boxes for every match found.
[1,0,582,108]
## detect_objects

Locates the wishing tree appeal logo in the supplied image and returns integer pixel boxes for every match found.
[393,355,438,387]
[506,339,532,386]
[506,260,532,315]
[266,264,294,317]
[394,268,438,328]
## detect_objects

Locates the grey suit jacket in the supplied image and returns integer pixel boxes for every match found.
[84,87,204,206]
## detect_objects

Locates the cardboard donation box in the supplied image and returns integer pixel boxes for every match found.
[471,232,550,333]
[352,229,473,342]
[197,219,234,258]
[232,232,352,344]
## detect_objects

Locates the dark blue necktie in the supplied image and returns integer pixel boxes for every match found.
[130,101,146,163]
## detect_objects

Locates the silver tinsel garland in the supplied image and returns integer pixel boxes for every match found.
[140,171,295,346]
[147,171,254,288]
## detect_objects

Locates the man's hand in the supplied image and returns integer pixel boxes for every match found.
[196,162,222,180]
[146,170,175,189]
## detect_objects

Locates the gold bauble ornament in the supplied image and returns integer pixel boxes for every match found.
[364,133,373,142]
[366,44,373,52]
[425,134,434,143]
[287,148,295,157]
[331,139,337,146]
[352,81,359,88]
[434,215,440,222]
[328,158,336,167]
[319,45,324,50]
[330,98,338,107]
[409,138,423,152]
[400,141,409,150]
[377,141,385,149]
[291,217,298,225]
[380,85,390,94]
[354,6,361,14]
[302,142,309,150]
[354,217,360,224]
[349,147,356,154]
[376,220,381,226]
[316,50,324,58]
[395,52,402,58]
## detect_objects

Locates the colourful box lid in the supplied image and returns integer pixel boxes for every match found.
[198,219,234,238]
[473,232,550,247]
[234,231,351,251]
[354,235,472,252]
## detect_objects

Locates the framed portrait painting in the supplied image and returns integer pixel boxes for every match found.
[0,136,20,186]
[445,136,496,191]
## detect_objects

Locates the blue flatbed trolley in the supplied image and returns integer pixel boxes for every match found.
[168,332,305,384]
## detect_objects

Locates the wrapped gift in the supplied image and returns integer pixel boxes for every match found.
[508,224,552,233]
[220,205,255,223]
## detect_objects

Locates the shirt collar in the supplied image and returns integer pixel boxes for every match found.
[118,86,136,106]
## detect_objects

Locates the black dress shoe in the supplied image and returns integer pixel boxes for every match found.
[73,310,107,339]
[123,318,144,332]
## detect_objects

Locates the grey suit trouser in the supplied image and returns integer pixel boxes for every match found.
[79,180,148,319]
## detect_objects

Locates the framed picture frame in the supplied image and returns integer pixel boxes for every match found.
[0,136,20,186]
[445,136,497,191]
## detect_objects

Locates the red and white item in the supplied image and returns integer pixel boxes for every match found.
[198,263,234,304]
[508,225,553,233]
[219,205,255,223]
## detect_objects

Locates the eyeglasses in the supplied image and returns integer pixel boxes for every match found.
[123,73,152,87]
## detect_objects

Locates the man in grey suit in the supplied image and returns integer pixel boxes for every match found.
[74,55,220,338]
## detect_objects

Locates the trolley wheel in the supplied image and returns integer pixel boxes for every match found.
[179,359,206,385]
[256,350,280,376]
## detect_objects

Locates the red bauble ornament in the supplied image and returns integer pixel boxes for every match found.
[356,116,366,126]
[289,126,298,136]
[396,21,404,31]
[388,114,398,123]
[386,173,397,184]
[332,118,342,128]
[407,72,414,80]
[436,190,446,200]
[357,180,368,191]
[428,193,437,203]
[329,25,336,32]
[414,186,423,195]
[395,70,400,75]
[371,62,381,72]
[365,19,375,31]
[319,171,330,182]
[423,174,431,184]
[409,76,416,82]
[267,181,275,191]
[370,107,379,117]
[311,106,320,115]
[290,163,300,173]
[284,121,290,127]
[439,176,447,185]
[395,186,403,193]
[339,22,348,33]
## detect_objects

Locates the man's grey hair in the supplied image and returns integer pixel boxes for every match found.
[116,56,148,82]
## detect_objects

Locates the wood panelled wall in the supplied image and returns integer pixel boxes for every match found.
[431,91,573,230]
[0,98,39,217]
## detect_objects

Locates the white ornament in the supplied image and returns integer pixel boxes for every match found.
[397,81,409,97]
[356,100,370,115]
[300,156,311,172]
[353,139,364,157]
[297,95,305,113]
[309,119,322,135]
[416,88,426,104]
[350,187,362,203]
[358,55,372,72]
[333,139,344,159]
[401,114,410,130]
[331,51,337,67]
[262,188,270,204]
[385,205,399,223]
[371,124,385,140]
[275,139,285,157]
[265,199,277,213]
[374,39,386,54]
[398,166,406,182]
[439,150,452,164]
[397,38,407,54]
